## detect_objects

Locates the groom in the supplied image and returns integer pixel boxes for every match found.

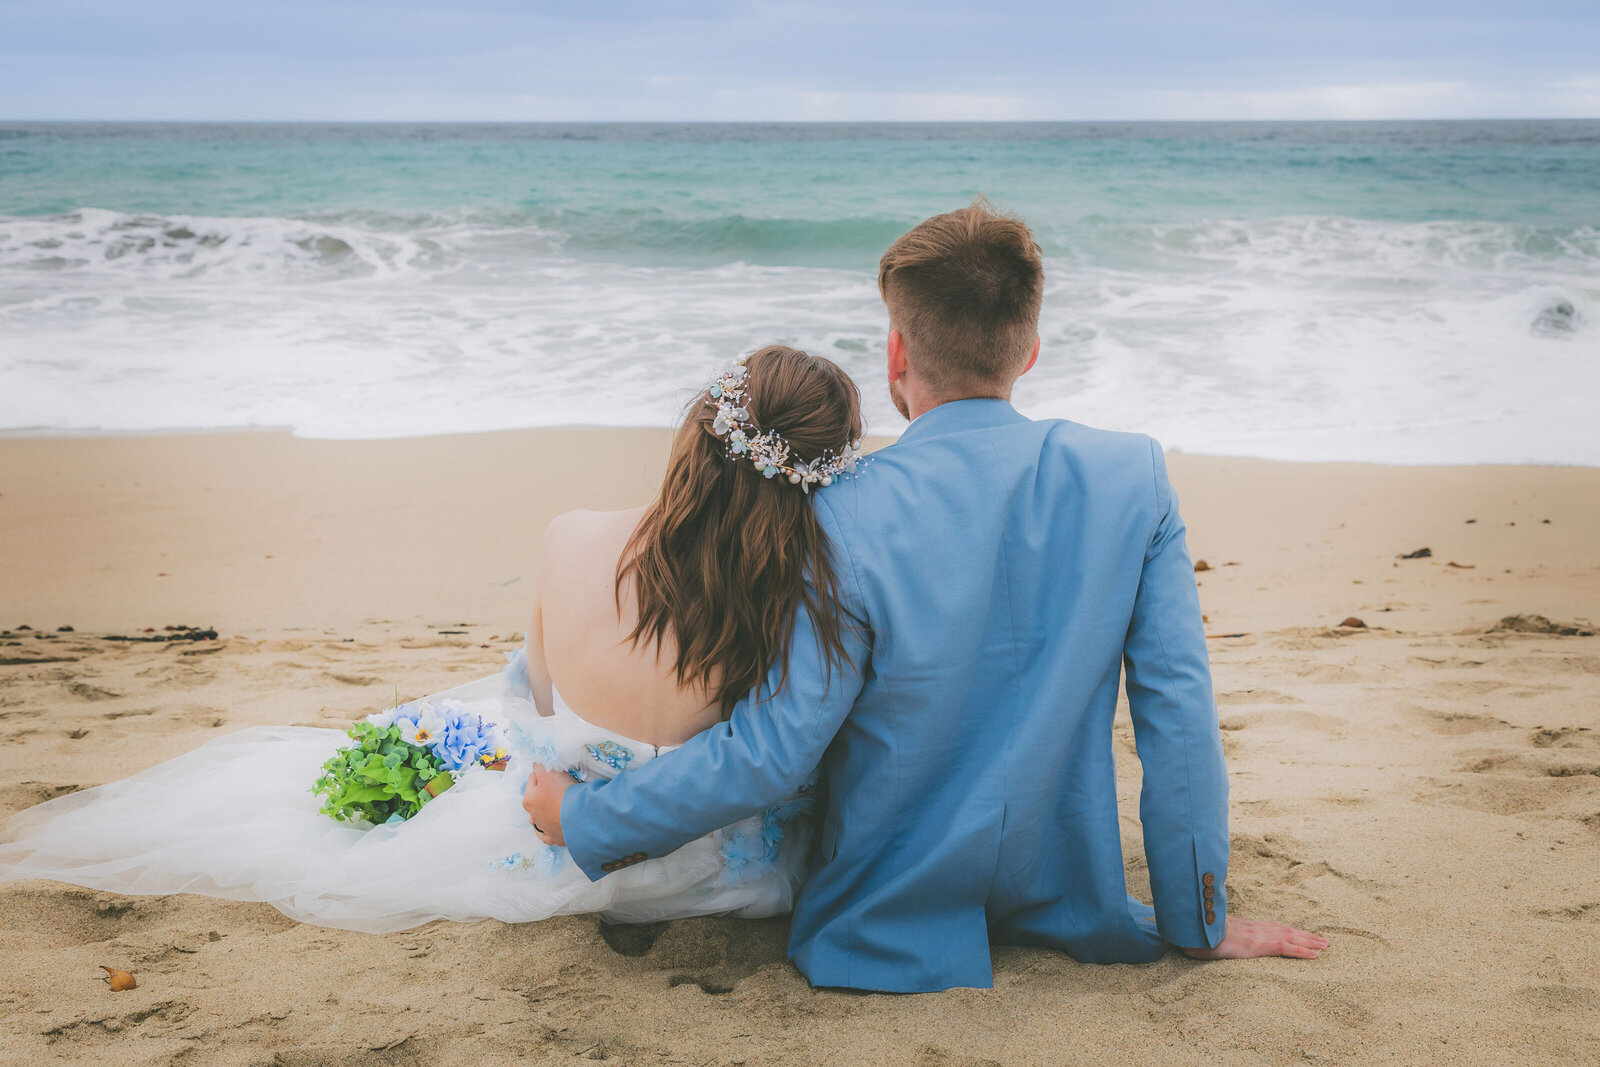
[526,202,1326,991]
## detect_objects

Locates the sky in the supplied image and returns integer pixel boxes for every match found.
[2,1,1597,122]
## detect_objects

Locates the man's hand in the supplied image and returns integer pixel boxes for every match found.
[522,765,573,846]
[1177,918,1329,960]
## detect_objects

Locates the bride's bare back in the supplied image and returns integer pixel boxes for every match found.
[526,506,724,748]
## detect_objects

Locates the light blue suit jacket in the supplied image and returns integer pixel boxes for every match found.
[563,398,1230,992]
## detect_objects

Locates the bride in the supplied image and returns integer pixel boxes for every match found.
[0,344,868,932]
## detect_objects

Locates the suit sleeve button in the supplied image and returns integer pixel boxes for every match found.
[633,852,647,861]
[1203,885,1215,900]
[1202,872,1215,887]
[1204,910,1217,924]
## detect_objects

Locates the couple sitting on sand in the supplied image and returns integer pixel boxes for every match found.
[0,202,1324,992]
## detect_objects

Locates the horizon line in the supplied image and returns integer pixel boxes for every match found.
[4,115,1598,125]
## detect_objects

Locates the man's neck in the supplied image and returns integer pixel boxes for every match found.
[906,389,1012,424]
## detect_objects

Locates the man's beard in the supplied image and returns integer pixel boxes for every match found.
[889,377,910,421]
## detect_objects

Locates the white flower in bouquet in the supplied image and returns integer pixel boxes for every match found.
[397,703,446,748]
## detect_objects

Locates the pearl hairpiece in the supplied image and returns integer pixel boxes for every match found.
[706,352,868,493]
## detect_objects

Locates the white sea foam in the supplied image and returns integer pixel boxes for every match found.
[1,210,1595,465]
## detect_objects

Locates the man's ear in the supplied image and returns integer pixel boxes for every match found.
[887,328,907,381]
[1018,336,1041,377]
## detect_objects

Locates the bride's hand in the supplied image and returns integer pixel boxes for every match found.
[522,766,571,846]
[1176,918,1328,960]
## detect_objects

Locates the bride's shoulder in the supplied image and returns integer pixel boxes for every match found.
[540,506,647,563]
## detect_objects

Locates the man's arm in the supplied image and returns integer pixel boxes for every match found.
[1123,440,1328,962]
[1122,438,1232,950]
[529,494,871,879]
[547,590,869,880]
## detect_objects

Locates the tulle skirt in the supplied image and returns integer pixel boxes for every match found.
[0,680,805,932]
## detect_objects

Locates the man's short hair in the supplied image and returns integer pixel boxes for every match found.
[877,199,1044,394]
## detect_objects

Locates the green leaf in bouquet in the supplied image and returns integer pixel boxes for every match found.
[312,704,462,825]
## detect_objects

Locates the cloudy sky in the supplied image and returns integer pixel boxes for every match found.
[3,1,1596,121]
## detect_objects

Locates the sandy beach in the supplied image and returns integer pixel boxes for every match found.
[1,428,1597,1065]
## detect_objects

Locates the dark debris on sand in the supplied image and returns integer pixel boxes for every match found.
[102,625,219,643]
[1489,615,1597,637]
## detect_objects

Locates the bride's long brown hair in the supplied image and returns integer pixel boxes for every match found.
[616,345,864,716]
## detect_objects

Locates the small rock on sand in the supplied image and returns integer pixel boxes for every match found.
[1339,617,1367,629]
[1398,547,1432,559]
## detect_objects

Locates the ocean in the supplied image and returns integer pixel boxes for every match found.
[1,120,1596,464]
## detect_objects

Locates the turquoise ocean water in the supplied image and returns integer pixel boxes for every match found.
[1,121,1596,462]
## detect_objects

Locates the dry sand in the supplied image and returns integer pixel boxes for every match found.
[1,429,1597,1065]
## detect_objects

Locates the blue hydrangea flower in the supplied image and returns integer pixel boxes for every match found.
[431,701,502,772]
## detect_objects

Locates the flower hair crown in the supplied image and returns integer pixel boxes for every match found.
[707,352,868,493]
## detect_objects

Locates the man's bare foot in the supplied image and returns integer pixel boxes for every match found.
[1177,917,1329,960]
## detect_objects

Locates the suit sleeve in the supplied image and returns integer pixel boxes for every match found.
[1122,438,1231,949]
[559,500,871,882]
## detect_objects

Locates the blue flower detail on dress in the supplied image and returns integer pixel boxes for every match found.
[719,771,820,885]
[510,727,560,769]
[719,825,768,884]
[502,647,531,698]
[566,766,589,783]
[584,740,634,771]
[486,843,568,875]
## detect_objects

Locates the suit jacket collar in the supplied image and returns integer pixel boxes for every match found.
[895,397,1030,445]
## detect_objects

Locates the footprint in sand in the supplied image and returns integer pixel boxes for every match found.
[0,780,81,817]
[1409,655,1488,669]
[183,707,229,729]
[911,1044,1004,1067]
[100,708,156,721]
[1217,708,1348,737]
[39,1000,199,1043]
[1404,704,1511,735]
[1217,688,1303,706]
[1514,984,1600,1017]
[1463,752,1600,779]
[1294,662,1364,684]
[1417,737,1600,820]
[134,663,216,690]
[64,681,121,701]
[1229,832,1381,892]
[1532,901,1600,923]
[1531,726,1595,749]
[325,671,383,687]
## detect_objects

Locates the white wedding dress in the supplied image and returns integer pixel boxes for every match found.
[0,649,814,932]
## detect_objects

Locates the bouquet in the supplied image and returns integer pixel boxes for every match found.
[312,699,509,825]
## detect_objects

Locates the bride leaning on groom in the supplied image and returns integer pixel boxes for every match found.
[0,200,1326,993]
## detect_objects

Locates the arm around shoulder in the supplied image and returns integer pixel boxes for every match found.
[560,591,870,880]
[558,494,872,882]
